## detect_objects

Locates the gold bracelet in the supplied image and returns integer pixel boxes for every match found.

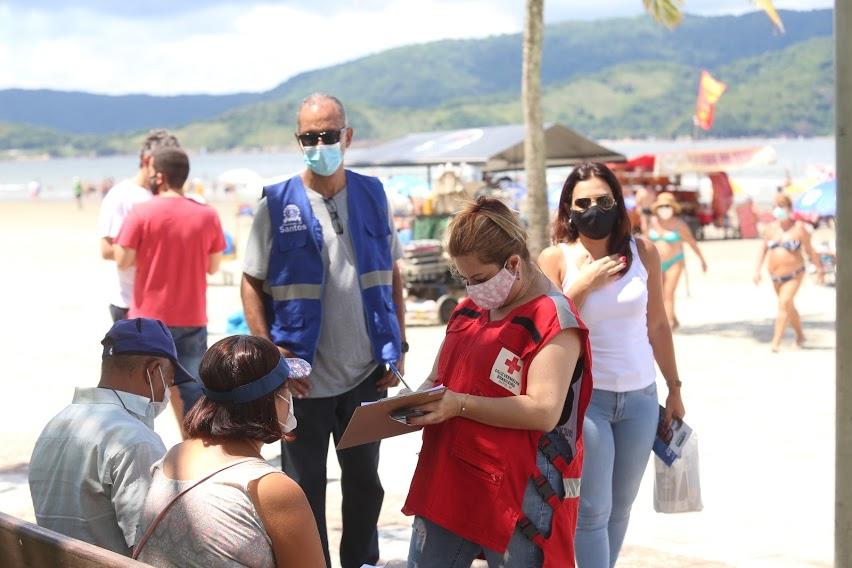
[460,394,469,416]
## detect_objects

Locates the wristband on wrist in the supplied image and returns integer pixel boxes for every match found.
[460,394,469,416]
[668,379,682,388]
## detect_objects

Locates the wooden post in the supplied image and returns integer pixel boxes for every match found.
[836,2,852,565]
[522,0,549,256]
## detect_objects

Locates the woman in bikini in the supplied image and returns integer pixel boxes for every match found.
[646,192,707,329]
[754,193,824,352]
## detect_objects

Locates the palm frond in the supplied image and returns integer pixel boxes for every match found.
[753,0,786,33]
[643,0,684,29]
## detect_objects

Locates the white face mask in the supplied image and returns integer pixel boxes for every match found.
[465,260,518,310]
[276,389,298,433]
[657,206,674,220]
[147,366,170,419]
[773,206,790,221]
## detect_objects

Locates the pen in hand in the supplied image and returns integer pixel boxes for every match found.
[388,361,412,392]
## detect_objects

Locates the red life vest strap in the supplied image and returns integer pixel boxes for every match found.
[517,515,547,548]
[539,433,572,475]
[532,471,562,510]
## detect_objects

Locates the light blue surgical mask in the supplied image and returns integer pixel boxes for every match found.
[303,142,343,177]
[773,206,789,221]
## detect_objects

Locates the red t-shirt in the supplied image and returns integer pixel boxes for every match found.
[116,196,226,326]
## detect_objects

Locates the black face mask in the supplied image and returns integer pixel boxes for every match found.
[570,206,618,240]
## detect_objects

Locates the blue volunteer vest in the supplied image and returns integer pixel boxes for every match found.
[263,170,401,365]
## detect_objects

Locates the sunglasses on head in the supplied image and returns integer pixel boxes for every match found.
[572,195,616,212]
[296,129,346,147]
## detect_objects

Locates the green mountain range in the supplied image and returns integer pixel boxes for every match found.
[0,9,834,158]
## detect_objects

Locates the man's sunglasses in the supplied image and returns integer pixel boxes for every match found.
[572,195,616,212]
[296,129,346,147]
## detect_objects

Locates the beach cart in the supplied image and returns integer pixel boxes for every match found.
[399,235,465,324]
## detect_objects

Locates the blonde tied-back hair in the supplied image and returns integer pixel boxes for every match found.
[447,196,530,266]
[774,193,793,209]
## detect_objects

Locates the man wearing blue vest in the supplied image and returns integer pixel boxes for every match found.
[241,93,406,568]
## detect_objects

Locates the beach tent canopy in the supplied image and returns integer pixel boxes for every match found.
[615,146,777,176]
[347,123,625,172]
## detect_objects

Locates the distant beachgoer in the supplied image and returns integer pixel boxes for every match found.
[633,185,656,234]
[28,180,41,199]
[646,192,708,329]
[754,193,825,352]
[134,336,325,568]
[191,177,205,197]
[539,162,685,568]
[97,129,181,323]
[100,177,115,198]
[73,176,83,209]
[115,147,226,419]
[28,318,193,555]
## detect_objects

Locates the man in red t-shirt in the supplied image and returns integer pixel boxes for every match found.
[115,147,226,417]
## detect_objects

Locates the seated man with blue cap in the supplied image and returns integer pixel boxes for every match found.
[28,317,194,556]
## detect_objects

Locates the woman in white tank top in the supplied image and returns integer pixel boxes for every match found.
[539,162,686,568]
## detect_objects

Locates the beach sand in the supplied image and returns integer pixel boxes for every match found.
[0,199,836,567]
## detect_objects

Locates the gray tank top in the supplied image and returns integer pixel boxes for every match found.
[136,458,281,568]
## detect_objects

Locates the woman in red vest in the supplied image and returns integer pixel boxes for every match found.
[403,197,593,568]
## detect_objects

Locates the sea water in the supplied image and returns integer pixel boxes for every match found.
[0,137,835,206]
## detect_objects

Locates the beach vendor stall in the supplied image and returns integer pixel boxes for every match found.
[349,123,624,181]
[349,123,625,323]
[611,145,777,240]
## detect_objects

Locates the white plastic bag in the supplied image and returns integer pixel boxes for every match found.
[653,432,703,513]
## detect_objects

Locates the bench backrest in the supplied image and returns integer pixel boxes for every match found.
[0,511,148,567]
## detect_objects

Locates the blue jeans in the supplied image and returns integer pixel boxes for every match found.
[574,384,659,568]
[168,326,207,415]
[407,444,564,568]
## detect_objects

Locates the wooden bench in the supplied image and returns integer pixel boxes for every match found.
[0,511,148,567]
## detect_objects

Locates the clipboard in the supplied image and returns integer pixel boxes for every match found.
[336,386,446,450]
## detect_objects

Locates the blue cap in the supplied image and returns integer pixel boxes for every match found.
[202,356,311,404]
[101,318,195,385]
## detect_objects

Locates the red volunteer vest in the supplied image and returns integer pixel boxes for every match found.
[403,293,593,566]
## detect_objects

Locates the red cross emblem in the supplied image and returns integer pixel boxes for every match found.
[505,357,521,375]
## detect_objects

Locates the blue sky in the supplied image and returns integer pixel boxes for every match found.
[0,0,832,95]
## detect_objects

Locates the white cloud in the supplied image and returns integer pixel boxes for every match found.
[0,1,518,95]
[0,0,833,95]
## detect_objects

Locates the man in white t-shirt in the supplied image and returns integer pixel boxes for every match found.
[97,130,181,321]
